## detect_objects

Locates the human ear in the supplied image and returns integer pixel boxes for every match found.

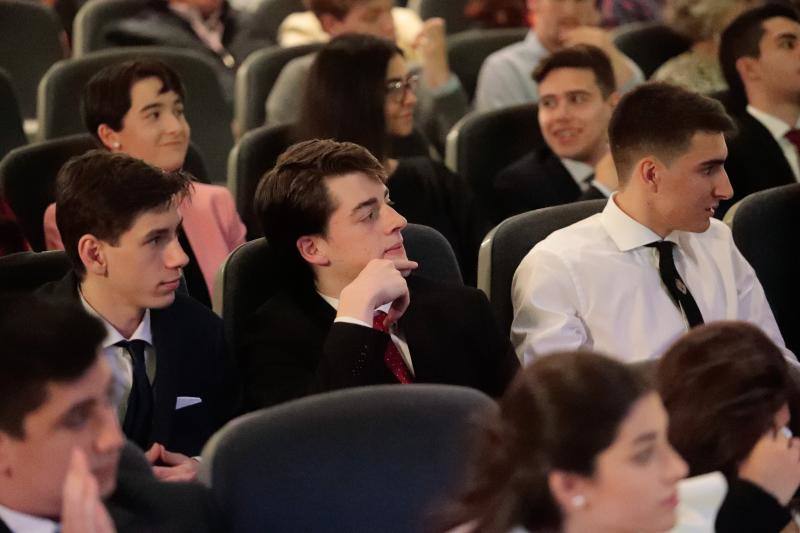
[0,432,14,477]
[296,235,330,267]
[97,124,121,151]
[735,56,759,84]
[78,235,108,277]
[548,470,591,512]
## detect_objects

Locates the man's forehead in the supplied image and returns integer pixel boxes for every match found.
[31,357,108,422]
[325,172,384,204]
[762,16,800,38]
[122,203,181,236]
[540,67,601,95]
[130,78,181,106]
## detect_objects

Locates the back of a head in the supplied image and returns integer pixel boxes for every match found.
[719,3,800,108]
[82,59,186,141]
[657,321,793,478]
[533,44,617,98]
[440,351,650,533]
[295,33,401,163]
[55,150,192,278]
[608,82,735,184]
[0,295,105,438]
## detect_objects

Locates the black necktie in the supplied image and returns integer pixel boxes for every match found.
[646,241,705,328]
[116,340,153,449]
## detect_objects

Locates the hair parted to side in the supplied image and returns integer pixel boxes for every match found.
[437,351,651,533]
[82,59,185,141]
[55,149,193,278]
[533,44,617,98]
[254,138,387,278]
[294,33,402,163]
[0,295,106,438]
[658,321,797,479]
[719,3,799,108]
[608,82,736,184]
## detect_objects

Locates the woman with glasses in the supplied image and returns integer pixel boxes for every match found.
[295,33,489,284]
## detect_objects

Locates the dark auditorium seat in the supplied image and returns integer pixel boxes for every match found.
[0,68,26,160]
[245,0,305,46]
[72,0,149,56]
[613,21,691,79]
[418,0,475,34]
[0,250,71,293]
[201,384,493,533]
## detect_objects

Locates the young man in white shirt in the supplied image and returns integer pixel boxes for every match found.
[511,82,791,364]
[718,3,800,217]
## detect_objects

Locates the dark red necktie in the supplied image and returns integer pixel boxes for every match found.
[785,129,800,153]
[372,311,413,384]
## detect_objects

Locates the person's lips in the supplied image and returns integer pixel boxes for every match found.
[159,278,181,291]
[384,242,405,256]
[661,491,679,509]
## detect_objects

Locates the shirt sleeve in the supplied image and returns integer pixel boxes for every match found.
[474,54,531,112]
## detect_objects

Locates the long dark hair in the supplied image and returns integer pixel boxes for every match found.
[294,33,402,163]
[438,351,651,533]
[658,321,797,479]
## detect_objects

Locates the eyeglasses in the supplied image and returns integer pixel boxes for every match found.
[385,74,420,103]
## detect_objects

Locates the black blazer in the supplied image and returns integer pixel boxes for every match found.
[37,273,240,456]
[721,111,796,218]
[493,147,586,222]
[239,275,520,410]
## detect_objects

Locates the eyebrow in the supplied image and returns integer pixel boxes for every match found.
[350,197,379,216]
[775,32,798,41]
[141,217,182,242]
[57,397,96,424]
[698,158,727,169]
[632,431,657,445]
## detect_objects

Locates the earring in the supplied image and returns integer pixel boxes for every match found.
[112,142,121,149]
[571,494,586,509]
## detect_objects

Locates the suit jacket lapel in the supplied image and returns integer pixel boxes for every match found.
[537,147,582,203]
[740,112,795,185]
[0,517,12,533]
[148,307,176,447]
[396,276,440,381]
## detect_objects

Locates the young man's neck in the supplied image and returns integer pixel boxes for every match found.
[748,90,800,127]
[314,274,348,301]
[614,188,670,238]
[79,277,145,339]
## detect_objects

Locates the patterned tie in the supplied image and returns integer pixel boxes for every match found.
[646,241,705,328]
[785,129,800,154]
[372,311,413,384]
[115,340,153,448]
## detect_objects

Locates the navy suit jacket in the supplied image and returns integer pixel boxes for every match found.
[239,275,520,410]
[37,273,240,456]
[721,110,796,218]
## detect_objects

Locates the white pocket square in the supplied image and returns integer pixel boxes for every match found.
[175,396,202,410]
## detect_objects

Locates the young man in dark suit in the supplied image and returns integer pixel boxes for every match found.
[0,296,221,533]
[718,4,800,218]
[37,150,239,482]
[240,139,519,410]
[493,44,620,222]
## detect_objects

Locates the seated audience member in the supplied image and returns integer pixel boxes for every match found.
[103,0,270,100]
[438,350,687,533]
[266,0,469,151]
[294,34,489,284]
[511,82,790,363]
[0,296,221,533]
[39,150,240,480]
[474,0,643,111]
[43,60,246,308]
[493,44,620,221]
[658,322,800,533]
[240,139,519,409]
[652,0,759,95]
[717,4,800,217]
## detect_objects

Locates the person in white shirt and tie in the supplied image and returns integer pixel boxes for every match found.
[511,82,791,364]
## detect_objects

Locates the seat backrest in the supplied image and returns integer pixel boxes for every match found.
[0,0,66,118]
[478,199,606,334]
[613,21,691,78]
[234,43,322,134]
[447,27,527,102]
[445,103,541,204]
[0,133,208,251]
[0,250,72,293]
[0,68,27,160]
[72,0,148,56]
[418,0,474,34]
[245,0,305,45]
[38,46,232,181]
[728,183,800,356]
[201,383,493,533]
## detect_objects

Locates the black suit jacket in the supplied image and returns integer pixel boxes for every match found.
[0,518,9,533]
[239,275,520,410]
[493,147,587,221]
[37,273,240,456]
[721,110,796,218]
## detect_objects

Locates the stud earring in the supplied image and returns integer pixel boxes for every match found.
[112,142,121,149]
[571,494,586,508]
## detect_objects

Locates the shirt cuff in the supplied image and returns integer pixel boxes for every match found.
[334,316,373,329]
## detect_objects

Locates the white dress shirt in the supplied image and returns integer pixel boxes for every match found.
[319,293,415,376]
[561,157,595,192]
[0,504,58,533]
[747,105,800,181]
[511,195,791,364]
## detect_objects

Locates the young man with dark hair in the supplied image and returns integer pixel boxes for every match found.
[38,150,239,482]
[240,139,519,409]
[0,296,221,532]
[718,4,800,217]
[474,0,642,111]
[493,44,620,221]
[511,82,791,363]
[265,0,468,151]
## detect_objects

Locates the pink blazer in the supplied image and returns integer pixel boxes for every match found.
[44,182,246,296]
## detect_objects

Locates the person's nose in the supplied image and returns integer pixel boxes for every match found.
[384,203,407,234]
[166,236,190,270]
[95,403,124,455]
[664,443,689,484]
[714,167,734,200]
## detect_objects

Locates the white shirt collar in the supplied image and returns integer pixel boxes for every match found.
[747,104,800,141]
[600,194,681,252]
[0,504,59,533]
[560,158,594,191]
[78,289,153,347]
[317,293,392,316]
